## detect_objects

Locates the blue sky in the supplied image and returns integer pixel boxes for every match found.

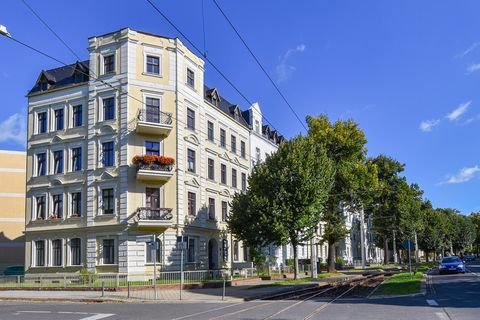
[1,0,480,213]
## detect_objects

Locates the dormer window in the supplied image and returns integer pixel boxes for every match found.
[40,80,49,91]
[255,120,260,133]
[74,72,84,83]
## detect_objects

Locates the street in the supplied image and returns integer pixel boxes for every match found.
[1,263,480,320]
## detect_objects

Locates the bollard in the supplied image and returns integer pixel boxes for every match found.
[222,278,226,301]
[101,281,105,297]
[127,281,131,299]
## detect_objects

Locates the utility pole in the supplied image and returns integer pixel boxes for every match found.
[360,208,366,269]
[414,231,419,263]
[393,230,397,264]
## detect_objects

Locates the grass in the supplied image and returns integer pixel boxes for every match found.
[247,272,345,289]
[374,272,424,296]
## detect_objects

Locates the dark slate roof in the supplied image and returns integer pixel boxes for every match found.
[262,124,284,145]
[29,60,89,95]
[204,85,249,127]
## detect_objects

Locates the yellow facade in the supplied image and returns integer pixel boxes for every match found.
[0,150,26,272]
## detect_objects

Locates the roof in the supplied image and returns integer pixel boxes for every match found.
[29,60,89,95]
[204,85,249,128]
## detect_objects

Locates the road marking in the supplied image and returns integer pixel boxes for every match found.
[435,312,449,320]
[427,299,439,306]
[18,311,52,313]
[78,314,115,320]
[170,302,246,320]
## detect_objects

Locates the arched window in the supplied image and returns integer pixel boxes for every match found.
[146,239,162,263]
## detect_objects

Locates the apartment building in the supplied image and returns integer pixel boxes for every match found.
[24,28,251,274]
[0,150,26,272]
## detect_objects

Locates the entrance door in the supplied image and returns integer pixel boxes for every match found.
[208,239,218,270]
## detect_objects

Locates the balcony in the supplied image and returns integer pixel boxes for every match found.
[134,155,175,183]
[136,207,173,231]
[136,109,173,136]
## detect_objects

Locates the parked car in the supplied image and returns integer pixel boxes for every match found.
[439,256,465,274]
[464,254,476,262]
[2,265,24,276]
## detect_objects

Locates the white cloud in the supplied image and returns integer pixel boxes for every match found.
[456,42,480,58]
[444,166,480,184]
[419,119,440,132]
[0,113,27,146]
[275,44,306,82]
[467,63,480,74]
[446,101,471,121]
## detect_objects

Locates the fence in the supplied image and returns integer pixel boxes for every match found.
[0,270,239,301]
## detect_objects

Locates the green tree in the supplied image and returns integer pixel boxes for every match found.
[228,135,334,279]
[469,213,480,256]
[367,155,405,264]
[306,115,377,272]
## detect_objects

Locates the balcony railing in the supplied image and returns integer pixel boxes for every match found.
[137,207,173,221]
[137,163,173,172]
[136,109,173,136]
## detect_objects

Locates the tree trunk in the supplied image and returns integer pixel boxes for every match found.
[293,245,298,280]
[425,250,429,263]
[327,239,336,273]
[383,237,389,265]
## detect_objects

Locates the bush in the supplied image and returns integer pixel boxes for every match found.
[335,257,344,270]
[78,268,98,286]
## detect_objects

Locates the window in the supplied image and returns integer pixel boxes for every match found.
[231,135,236,153]
[187,238,196,262]
[232,168,237,188]
[71,192,82,217]
[187,192,196,216]
[255,120,260,133]
[187,68,195,87]
[221,164,227,184]
[36,195,46,220]
[146,239,162,263]
[256,147,261,162]
[240,141,246,158]
[70,238,81,265]
[146,97,160,123]
[243,245,248,262]
[220,129,226,148]
[207,121,214,141]
[146,188,160,209]
[187,149,196,173]
[222,201,228,222]
[38,112,47,134]
[241,173,247,191]
[102,239,115,264]
[233,240,239,261]
[53,150,63,174]
[102,142,115,167]
[73,105,83,127]
[55,109,64,131]
[208,198,215,220]
[103,55,115,74]
[187,108,195,130]
[52,194,63,219]
[52,239,62,266]
[103,97,115,121]
[207,158,215,180]
[102,188,114,214]
[146,55,160,75]
[35,240,45,266]
[37,153,46,176]
[72,147,82,171]
[145,141,160,156]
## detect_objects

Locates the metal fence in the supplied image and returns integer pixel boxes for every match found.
[0,270,238,301]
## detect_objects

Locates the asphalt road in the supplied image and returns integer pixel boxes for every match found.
[1,263,479,320]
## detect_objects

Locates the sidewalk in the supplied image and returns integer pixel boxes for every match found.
[0,275,356,303]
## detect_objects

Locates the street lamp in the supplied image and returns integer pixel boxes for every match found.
[0,25,11,37]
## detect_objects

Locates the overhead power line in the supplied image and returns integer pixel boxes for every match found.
[211,0,308,132]
[143,0,282,135]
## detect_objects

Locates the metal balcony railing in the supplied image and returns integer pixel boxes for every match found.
[137,207,173,221]
[136,163,173,172]
[137,109,173,125]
